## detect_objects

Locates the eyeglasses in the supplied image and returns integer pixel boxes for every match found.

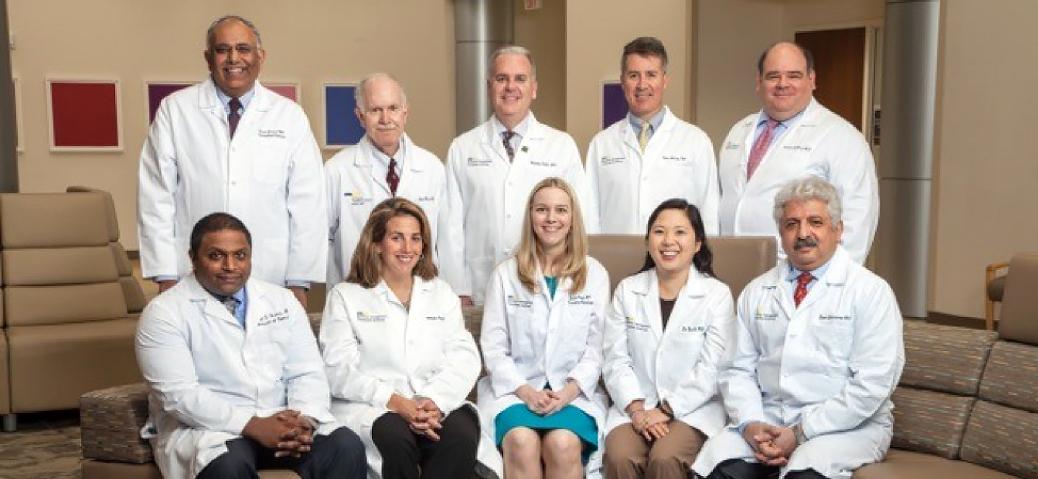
[361,105,406,117]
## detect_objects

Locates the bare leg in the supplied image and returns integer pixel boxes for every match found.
[503,427,543,479]
[542,429,583,479]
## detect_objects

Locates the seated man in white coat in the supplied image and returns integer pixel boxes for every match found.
[587,36,719,235]
[717,41,878,264]
[324,72,446,286]
[136,213,366,479]
[138,15,326,309]
[439,45,597,305]
[692,177,904,479]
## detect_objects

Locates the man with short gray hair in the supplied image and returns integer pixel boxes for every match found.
[694,176,903,479]
[323,73,446,286]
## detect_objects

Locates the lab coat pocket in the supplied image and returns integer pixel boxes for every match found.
[251,139,290,186]
[505,298,536,364]
[812,313,854,365]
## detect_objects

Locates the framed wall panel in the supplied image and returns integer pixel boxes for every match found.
[266,82,300,103]
[322,83,363,149]
[47,79,122,151]
[601,81,627,129]
[144,81,195,124]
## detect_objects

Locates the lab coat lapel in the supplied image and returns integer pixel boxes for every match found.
[635,270,665,341]
[395,134,424,197]
[660,268,706,344]
[796,248,850,312]
[764,266,795,321]
[481,118,511,165]
[358,138,392,197]
[746,99,821,192]
[185,275,242,329]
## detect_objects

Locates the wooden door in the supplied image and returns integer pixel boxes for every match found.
[795,27,866,131]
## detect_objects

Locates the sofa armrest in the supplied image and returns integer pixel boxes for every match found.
[80,383,153,464]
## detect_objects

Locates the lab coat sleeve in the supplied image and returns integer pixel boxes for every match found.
[800,281,904,438]
[319,286,396,410]
[137,100,181,280]
[717,288,768,427]
[601,280,646,411]
[826,132,879,264]
[585,137,604,233]
[281,294,336,424]
[562,137,600,234]
[414,293,481,413]
[284,114,328,284]
[438,142,471,296]
[324,160,344,285]
[480,268,528,397]
[695,134,721,237]
[135,301,255,435]
[665,284,735,418]
[566,265,609,399]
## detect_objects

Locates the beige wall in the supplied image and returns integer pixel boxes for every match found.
[8,0,455,250]
[930,0,1038,318]
[565,0,692,153]
[515,0,567,130]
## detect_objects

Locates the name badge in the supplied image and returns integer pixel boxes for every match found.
[624,317,651,332]
[467,157,492,166]
[257,308,289,327]
[818,314,852,321]
[425,315,446,321]
[662,155,688,162]
[782,145,812,152]
[600,156,625,165]
[258,129,286,139]
[681,325,706,333]
[357,312,387,322]
[507,295,533,308]
[417,195,435,202]
[347,192,371,206]
[568,294,593,306]
[529,160,557,167]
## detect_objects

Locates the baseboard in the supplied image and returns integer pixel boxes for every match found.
[926,311,990,330]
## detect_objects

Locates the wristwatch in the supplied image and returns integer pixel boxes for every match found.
[792,423,807,445]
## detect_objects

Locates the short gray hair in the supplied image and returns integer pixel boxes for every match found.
[487,45,537,80]
[206,15,263,51]
[772,176,843,227]
[354,73,408,112]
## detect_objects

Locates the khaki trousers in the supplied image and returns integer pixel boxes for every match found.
[604,420,706,479]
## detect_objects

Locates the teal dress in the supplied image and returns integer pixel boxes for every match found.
[493,276,599,464]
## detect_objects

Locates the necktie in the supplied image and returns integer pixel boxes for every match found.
[638,121,650,153]
[502,130,516,161]
[746,118,779,180]
[220,296,239,316]
[387,157,400,196]
[794,271,813,307]
[228,97,242,139]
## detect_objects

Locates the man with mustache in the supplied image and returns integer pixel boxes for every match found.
[693,177,904,479]
[136,212,366,479]
[439,45,596,305]
[324,73,446,286]
[586,36,719,235]
[717,41,879,264]
[139,15,326,309]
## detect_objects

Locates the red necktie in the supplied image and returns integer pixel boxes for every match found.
[228,97,242,139]
[387,157,400,196]
[746,118,779,180]
[794,271,813,307]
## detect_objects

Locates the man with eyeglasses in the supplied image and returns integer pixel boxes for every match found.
[323,72,447,286]
[139,15,326,308]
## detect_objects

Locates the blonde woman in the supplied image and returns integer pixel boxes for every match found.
[477,177,610,478]
[320,198,484,479]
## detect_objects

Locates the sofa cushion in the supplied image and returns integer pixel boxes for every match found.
[890,386,974,459]
[2,247,120,286]
[111,242,134,276]
[0,192,111,248]
[81,383,152,463]
[979,340,1038,412]
[999,252,1038,345]
[854,449,1016,479]
[900,320,996,395]
[0,330,9,414]
[960,399,1038,479]
[4,282,128,326]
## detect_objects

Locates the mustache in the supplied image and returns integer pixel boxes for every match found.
[794,237,818,249]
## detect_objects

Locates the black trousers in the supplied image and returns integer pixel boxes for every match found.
[197,426,366,479]
[372,407,480,479]
[704,458,828,479]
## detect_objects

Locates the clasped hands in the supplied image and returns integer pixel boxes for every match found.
[626,400,671,441]
[389,394,445,441]
[742,421,798,466]
[243,409,316,458]
[516,382,580,416]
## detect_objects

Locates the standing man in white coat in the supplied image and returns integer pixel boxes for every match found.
[692,177,904,479]
[138,15,326,308]
[324,73,446,286]
[587,36,719,235]
[136,212,366,479]
[717,41,878,264]
[439,45,597,305]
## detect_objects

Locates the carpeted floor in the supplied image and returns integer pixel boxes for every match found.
[0,410,82,479]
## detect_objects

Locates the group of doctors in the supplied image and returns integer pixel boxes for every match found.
[133,13,896,479]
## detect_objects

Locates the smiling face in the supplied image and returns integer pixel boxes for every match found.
[756,42,815,121]
[647,208,700,275]
[205,19,265,98]
[488,53,537,126]
[779,198,843,271]
[529,186,572,254]
[622,53,668,120]
[376,214,423,280]
[356,76,408,156]
[192,229,251,296]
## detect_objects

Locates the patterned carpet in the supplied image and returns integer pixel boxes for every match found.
[0,410,82,479]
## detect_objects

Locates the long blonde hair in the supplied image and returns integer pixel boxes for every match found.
[515,177,588,293]
[346,198,438,288]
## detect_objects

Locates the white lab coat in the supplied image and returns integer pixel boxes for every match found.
[438,114,598,302]
[324,134,447,286]
[136,274,337,479]
[587,107,720,235]
[717,99,878,263]
[477,256,611,478]
[319,276,491,478]
[601,267,733,437]
[138,78,327,285]
[691,247,904,479]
